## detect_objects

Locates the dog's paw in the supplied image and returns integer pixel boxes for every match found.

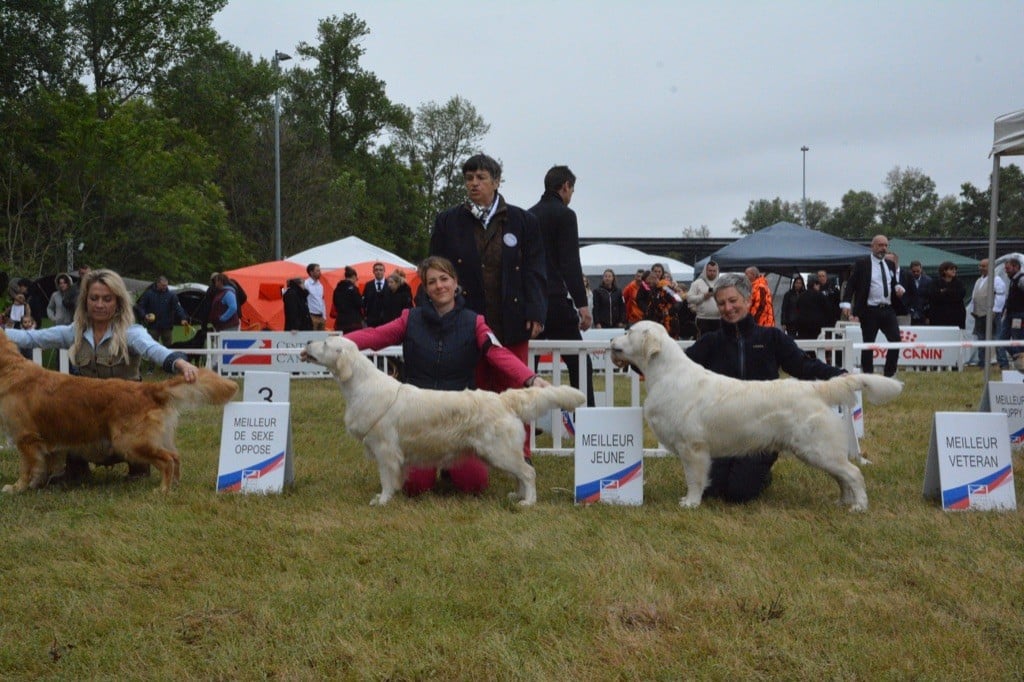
[1,483,14,494]
[678,496,703,509]
[369,493,389,506]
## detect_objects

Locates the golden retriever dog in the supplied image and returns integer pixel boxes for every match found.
[302,336,586,506]
[0,332,237,493]
[609,321,903,511]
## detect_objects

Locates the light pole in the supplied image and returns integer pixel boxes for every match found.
[800,145,809,227]
[273,50,292,261]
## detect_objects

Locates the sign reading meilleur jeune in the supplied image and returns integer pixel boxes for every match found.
[574,407,643,505]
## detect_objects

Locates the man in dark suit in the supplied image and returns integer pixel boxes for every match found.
[530,165,595,407]
[428,153,547,391]
[841,234,901,377]
[362,262,389,327]
[906,260,931,325]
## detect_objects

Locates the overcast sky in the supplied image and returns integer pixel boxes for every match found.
[213,1,1023,239]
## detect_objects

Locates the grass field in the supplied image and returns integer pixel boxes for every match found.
[1,368,1022,680]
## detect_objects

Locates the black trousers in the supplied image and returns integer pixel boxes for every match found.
[542,296,596,407]
[859,305,900,376]
[705,453,779,502]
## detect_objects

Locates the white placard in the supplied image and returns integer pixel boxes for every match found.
[217,402,291,493]
[243,370,291,404]
[574,407,643,505]
[923,412,1016,511]
[242,371,294,485]
[978,382,1024,448]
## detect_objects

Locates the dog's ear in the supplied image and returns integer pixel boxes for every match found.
[641,327,662,359]
[334,349,353,381]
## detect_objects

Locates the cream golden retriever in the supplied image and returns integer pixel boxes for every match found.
[302,335,585,506]
[0,332,237,493]
[609,321,903,510]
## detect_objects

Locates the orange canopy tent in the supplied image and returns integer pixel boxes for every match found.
[224,259,420,331]
[224,260,309,331]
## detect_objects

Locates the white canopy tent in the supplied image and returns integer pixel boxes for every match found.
[579,243,694,282]
[287,235,415,270]
[982,108,1024,378]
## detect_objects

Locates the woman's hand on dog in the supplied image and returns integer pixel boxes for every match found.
[173,359,199,383]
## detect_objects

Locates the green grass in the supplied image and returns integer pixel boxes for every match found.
[1,369,1022,680]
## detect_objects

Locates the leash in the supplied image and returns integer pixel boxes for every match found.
[360,384,405,442]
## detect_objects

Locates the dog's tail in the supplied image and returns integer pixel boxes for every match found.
[500,385,587,423]
[813,373,904,408]
[164,369,238,408]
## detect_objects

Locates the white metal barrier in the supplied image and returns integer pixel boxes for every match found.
[27,328,1021,459]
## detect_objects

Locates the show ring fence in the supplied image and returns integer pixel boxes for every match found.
[33,325,1012,458]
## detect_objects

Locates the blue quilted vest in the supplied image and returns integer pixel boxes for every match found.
[403,301,480,390]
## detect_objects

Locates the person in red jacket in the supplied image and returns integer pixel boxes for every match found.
[745,266,775,327]
[343,256,548,497]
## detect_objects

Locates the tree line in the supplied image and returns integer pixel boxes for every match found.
[1,2,489,280]
[730,164,1024,238]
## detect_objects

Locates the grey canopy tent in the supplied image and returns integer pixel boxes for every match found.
[694,222,870,274]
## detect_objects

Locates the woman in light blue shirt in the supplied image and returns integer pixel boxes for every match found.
[6,268,201,480]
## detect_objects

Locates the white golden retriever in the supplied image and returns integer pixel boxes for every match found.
[303,336,585,506]
[609,321,903,510]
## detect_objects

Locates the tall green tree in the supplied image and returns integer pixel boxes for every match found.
[732,197,828,234]
[878,166,939,236]
[67,100,249,278]
[955,164,1024,238]
[819,190,878,239]
[732,198,799,234]
[154,42,277,257]
[0,0,79,99]
[68,0,225,116]
[289,14,411,162]
[0,90,87,274]
[400,96,490,222]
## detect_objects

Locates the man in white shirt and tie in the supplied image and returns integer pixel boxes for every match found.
[840,234,902,377]
[303,263,326,330]
[362,261,389,327]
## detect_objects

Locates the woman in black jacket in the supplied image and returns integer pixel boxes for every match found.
[282,278,312,331]
[926,262,967,328]
[685,273,845,502]
[780,275,805,337]
[332,266,366,332]
[592,269,625,328]
[381,269,414,324]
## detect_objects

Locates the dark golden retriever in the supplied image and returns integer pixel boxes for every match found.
[0,331,237,493]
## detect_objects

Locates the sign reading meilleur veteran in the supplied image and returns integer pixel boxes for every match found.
[923,412,1016,511]
[574,407,643,505]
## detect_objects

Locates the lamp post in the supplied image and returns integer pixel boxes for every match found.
[800,145,809,228]
[273,50,292,261]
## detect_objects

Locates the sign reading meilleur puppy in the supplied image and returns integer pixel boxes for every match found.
[979,381,1024,448]
[574,407,643,505]
[923,412,1016,511]
[216,371,293,493]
